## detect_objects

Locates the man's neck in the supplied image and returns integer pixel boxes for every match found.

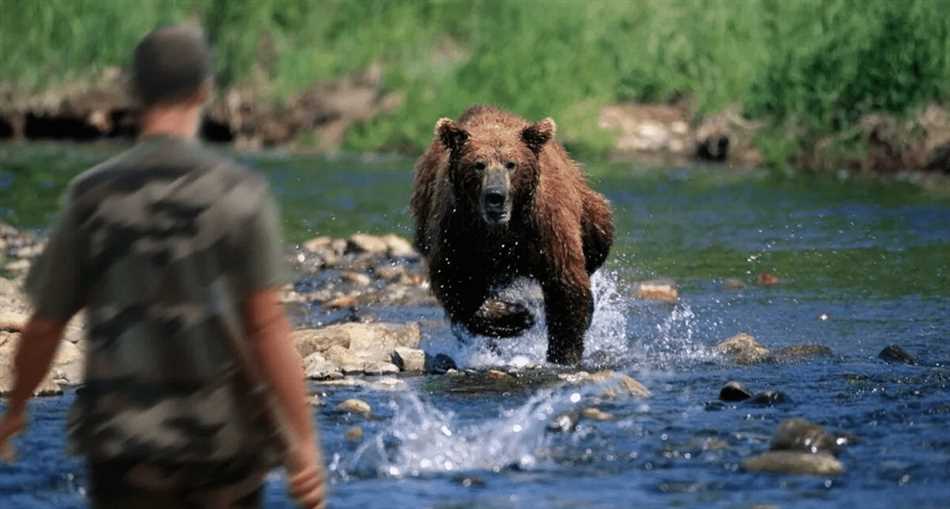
[139,103,203,140]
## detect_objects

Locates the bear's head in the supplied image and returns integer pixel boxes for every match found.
[435,116,556,227]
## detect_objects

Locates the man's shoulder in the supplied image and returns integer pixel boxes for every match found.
[67,139,267,202]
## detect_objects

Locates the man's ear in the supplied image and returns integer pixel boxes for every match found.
[521,117,556,154]
[435,118,469,153]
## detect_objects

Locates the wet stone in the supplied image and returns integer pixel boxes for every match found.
[345,425,364,442]
[719,381,752,402]
[547,412,580,433]
[757,272,780,286]
[486,369,510,380]
[747,391,790,406]
[363,361,400,376]
[336,398,372,417]
[581,407,614,421]
[742,451,844,476]
[715,333,770,364]
[425,353,458,374]
[723,278,746,289]
[770,418,846,456]
[451,475,486,488]
[768,344,833,363]
[878,344,917,365]
[392,346,426,372]
[635,280,679,303]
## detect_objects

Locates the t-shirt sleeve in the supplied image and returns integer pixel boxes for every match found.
[23,192,86,321]
[234,189,290,295]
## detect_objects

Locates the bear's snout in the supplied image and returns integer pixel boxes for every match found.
[480,167,512,226]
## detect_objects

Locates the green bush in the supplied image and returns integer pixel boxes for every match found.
[2,0,949,162]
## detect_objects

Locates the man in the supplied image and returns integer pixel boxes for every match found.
[0,26,326,508]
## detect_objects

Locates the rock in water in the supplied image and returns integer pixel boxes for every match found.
[336,399,372,417]
[742,451,844,476]
[768,344,833,363]
[392,347,426,372]
[425,353,458,374]
[715,333,770,364]
[635,280,679,303]
[346,233,389,255]
[878,345,917,365]
[719,381,752,402]
[771,418,846,455]
[747,391,790,406]
[303,352,344,380]
[581,407,614,421]
[363,361,400,376]
[345,426,364,442]
[757,272,780,286]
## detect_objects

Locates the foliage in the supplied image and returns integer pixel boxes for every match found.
[1,0,949,161]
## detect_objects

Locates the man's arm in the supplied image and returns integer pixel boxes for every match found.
[0,315,70,454]
[243,288,325,508]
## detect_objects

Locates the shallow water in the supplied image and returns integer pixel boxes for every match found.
[2,142,950,508]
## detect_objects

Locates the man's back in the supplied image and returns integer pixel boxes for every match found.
[25,135,285,465]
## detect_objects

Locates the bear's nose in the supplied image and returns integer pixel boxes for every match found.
[484,189,506,208]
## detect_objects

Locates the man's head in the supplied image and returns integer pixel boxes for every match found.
[132,25,212,109]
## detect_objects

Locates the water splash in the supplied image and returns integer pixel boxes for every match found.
[340,384,609,479]
[424,270,635,368]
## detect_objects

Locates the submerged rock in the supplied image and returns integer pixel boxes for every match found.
[742,451,844,476]
[719,381,752,402]
[723,278,746,289]
[715,333,770,364]
[559,370,651,399]
[757,272,780,286]
[392,346,426,372]
[425,353,458,374]
[336,398,372,417]
[581,407,614,421]
[547,411,581,433]
[486,369,510,381]
[878,345,918,365]
[747,391,791,406]
[345,425,364,442]
[770,418,847,455]
[768,344,833,363]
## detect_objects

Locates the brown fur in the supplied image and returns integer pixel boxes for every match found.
[411,105,614,364]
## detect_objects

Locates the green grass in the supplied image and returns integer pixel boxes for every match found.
[2,0,949,165]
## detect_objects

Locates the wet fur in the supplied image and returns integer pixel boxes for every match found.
[411,105,614,364]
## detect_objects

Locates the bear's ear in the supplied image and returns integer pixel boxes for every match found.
[521,117,557,154]
[435,118,469,153]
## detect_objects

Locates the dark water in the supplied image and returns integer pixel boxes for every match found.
[2,142,950,508]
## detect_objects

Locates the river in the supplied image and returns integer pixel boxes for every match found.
[1,142,949,508]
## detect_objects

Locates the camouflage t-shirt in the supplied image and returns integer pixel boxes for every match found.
[24,135,287,467]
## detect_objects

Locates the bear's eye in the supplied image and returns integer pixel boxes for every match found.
[474,162,486,171]
[505,161,517,171]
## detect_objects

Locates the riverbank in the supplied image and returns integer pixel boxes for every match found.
[3,0,949,172]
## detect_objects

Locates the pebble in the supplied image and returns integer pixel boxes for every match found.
[345,425,364,442]
[425,353,458,374]
[581,407,614,421]
[486,369,510,380]
[635,280,679,303]
[336,398,372,417]
[719,381,752,402]
[878,344,917,365]
[757,272,780,286]
[723,278,746,289]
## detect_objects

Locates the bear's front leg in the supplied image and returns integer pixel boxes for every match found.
[542,273,594,365]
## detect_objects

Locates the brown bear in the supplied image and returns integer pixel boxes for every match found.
[411,105,614,364]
